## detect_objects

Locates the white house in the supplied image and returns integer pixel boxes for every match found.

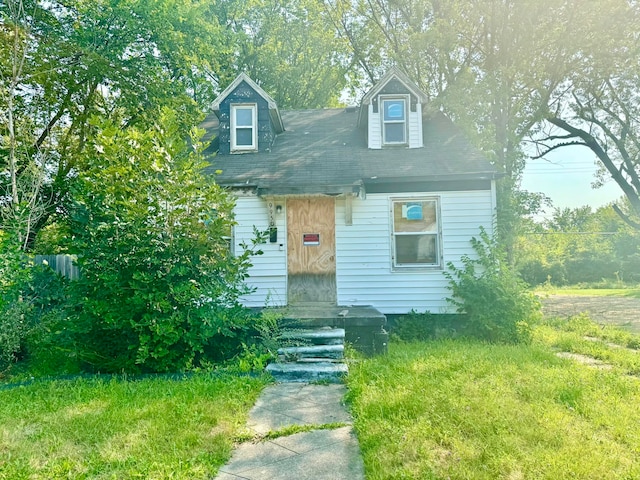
[203,68,500,316]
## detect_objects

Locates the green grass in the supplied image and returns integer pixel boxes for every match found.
[0,373,268,479]
[535,285,640,298]
[534,315,640,374]
[346,338,640,479]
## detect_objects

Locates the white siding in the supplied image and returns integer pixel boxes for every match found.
[367,104,382,149]
[408,105,422,148]
[234,196,287,307]
[335,190,494,314]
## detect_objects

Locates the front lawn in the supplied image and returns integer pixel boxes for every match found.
[347,335,640,479]
[0,374,267,479]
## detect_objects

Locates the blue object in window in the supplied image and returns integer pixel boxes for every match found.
[406,203,423,220]
[384,100,405,121]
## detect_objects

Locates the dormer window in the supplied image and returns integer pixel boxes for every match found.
[231,104,257,151]
[381,96,407,145]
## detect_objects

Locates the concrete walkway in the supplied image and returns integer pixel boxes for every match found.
[213,383,366,480]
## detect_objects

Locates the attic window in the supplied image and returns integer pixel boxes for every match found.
[381,97,407,145]
[231,104,257,151]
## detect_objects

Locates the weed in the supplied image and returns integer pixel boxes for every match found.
[261,422,349,440]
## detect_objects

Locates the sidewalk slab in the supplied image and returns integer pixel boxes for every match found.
[248,383,352,435]
[213,383,365,480]
[216,427,364,479]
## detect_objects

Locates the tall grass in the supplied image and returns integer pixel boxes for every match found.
[0,374,267,479]
[347,340,640,479]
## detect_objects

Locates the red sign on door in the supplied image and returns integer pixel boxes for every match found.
[303,233,320,246]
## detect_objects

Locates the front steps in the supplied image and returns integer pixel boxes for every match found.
[265,306,389,383]
[266,327,348,383]
[266,362,348,383]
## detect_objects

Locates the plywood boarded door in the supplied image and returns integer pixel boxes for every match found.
[287,197,336,304]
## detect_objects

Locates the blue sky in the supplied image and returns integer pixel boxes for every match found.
[520,145,622,216]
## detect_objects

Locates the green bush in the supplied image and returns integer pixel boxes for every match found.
[564,252,621,284]
[445,228,541,344]
[518,258,568,286]
[0,233,33,369]
[0,231,72,374]
[65,112,265,373]
[620,254,640,282]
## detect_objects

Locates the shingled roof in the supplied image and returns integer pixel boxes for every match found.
[203,108,499,195]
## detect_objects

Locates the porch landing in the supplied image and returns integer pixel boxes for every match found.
[272,305,388,356]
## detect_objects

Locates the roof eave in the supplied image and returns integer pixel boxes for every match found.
[210,74,284,133]
[364,172,504,184]
[361,67,430,106]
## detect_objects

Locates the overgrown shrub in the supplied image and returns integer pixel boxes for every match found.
[1,230,72,373]
[65,112,265,373]
[619,254,640,283]
[445,228,541,344]
[564,252,621,285]
[518,258,567,286]
[0,232,33,369]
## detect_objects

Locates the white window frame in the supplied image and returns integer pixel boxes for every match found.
[390,197,442,270]
[380,95,408,146]
[231,103,257,152]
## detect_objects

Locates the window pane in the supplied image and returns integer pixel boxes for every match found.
[235,108,253,126]
[393,201,437,232]
[395,235,437,264]
[383,100,405,121]
[236,128,253,146]
[384,123,405,143]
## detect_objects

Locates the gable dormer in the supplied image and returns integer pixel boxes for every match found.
[211,73,284,155]
[359,67,429,150]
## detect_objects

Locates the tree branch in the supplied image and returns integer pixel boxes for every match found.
[530,140,588,159]
[613,203,640,230]
[547,116,640,218]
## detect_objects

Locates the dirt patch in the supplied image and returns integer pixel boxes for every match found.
[540,295,640,334]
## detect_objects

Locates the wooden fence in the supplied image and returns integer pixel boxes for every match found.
[34,254,81,280]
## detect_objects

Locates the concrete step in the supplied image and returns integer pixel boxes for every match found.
[280,328,345,345]
[266,362,348,383]
[278,356,344,364]
[278,344,344,360]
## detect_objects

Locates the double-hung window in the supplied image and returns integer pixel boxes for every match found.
[231,104,257,151]
[391,198,441,268]
[381,97,407,145]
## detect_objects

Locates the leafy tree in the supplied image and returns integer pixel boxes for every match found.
[535,1,640,229]
[2,0,360,246]
[515,202,640,285]
[1,0,228,244]
[223,0,352,108]
[66,110,264,373]
[0,0,50,249]
[545,206,595,234]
